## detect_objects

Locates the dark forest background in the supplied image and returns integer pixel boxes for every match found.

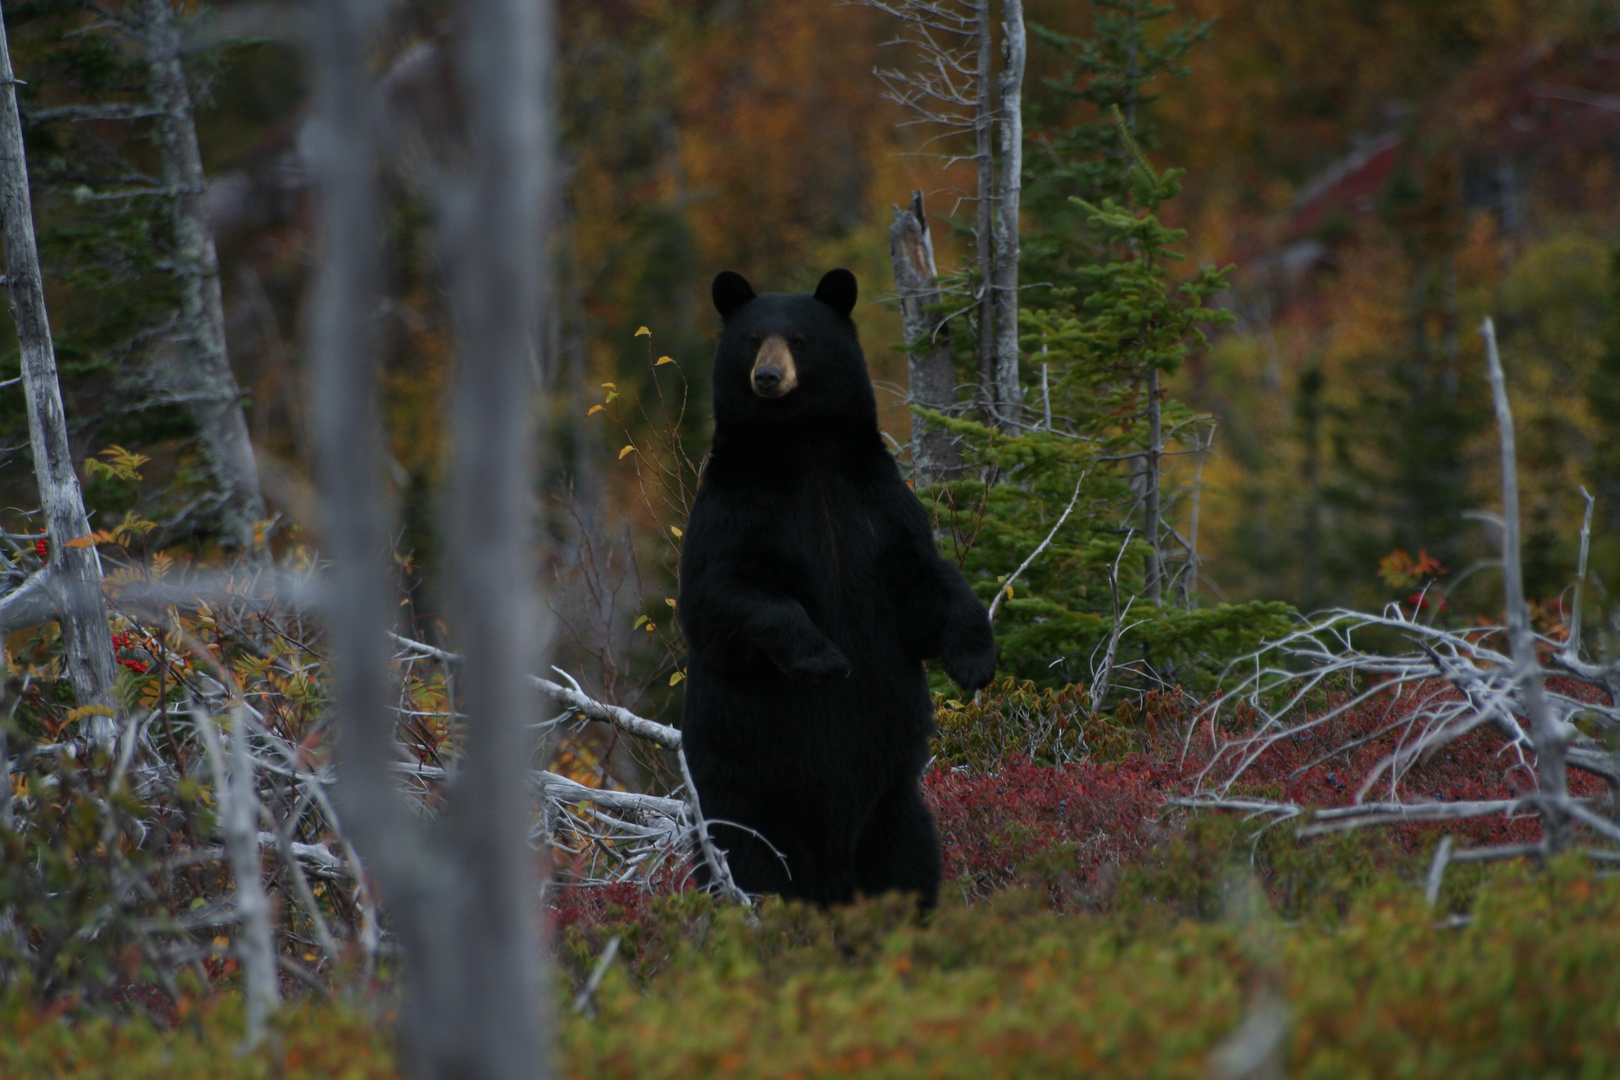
[4,0,1616,620]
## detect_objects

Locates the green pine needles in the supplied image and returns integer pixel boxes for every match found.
[918,105,1289,701]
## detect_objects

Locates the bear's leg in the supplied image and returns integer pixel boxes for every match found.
[852,780,942,909]
[691,783,823,901]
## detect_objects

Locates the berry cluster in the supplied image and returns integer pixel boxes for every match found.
[110,629,150,675]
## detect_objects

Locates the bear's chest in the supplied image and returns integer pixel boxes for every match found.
[771,469,891,577]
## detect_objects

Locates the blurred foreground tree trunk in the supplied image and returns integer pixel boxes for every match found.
[309,0,553,1076]
[0,2,118,738]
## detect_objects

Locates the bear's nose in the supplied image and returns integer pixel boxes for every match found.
[753,367,782,393]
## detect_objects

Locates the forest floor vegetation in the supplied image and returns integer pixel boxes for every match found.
[5,683,1617,1078]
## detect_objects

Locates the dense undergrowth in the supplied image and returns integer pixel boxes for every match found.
[6,677,1617,1078]
[9,851,1620,1079]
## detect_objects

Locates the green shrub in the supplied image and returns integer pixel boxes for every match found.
[9,860,1620,1079]
[0,990,396,1079]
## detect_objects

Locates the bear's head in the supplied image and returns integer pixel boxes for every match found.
[708,269,879,440]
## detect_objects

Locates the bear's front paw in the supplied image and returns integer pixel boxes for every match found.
[943,644,996,692]
[779,641,852,681]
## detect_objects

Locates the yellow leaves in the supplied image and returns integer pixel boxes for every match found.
[83,444,149,484]
[670,526,683,538]
[587,405,604,416]
[634,326,651,337]
[656,355,675,366]
[1003,585,1015,599]
[234,653,272,684]
[634,614,650,629]
[618,445,635,460]
[669,670,685,686]
[665,598,677,608]
[117,510,157,537]
[600,381,619,404]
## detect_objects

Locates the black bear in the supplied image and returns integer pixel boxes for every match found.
[677,267,996,908]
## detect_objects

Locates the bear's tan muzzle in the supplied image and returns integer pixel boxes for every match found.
[751,336,798,398]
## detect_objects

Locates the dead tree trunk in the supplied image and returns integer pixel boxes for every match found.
[972,0,997,426]
[1144,365,1163,604]
[309,0,553,1075]
[0,3,118,738]
[197,704,281,1047]
[890,191,959,484]
[1483,317,1570,852]
[430,0,553,1070]
[990,0,1023,428]
[141,0,266,552]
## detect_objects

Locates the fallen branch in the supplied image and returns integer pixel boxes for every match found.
[531,672,683,751]
[678,745,750,904]
[390,634,684,751]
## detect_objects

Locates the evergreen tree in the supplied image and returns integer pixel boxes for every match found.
[924,111,1288,696]
[1021,0,1211,290]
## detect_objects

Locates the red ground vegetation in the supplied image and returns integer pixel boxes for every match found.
[551,677,1611,930]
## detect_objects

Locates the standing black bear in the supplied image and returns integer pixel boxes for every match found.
[678,267,996,908]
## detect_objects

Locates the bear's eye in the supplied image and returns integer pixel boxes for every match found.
[746,334,762,352]
[788,333,806,350]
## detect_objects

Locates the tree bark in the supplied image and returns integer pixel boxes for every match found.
[307,0,399,913]
[431,0,553,1071]
[991,0,1023,430]
[1144,365,1162,604]
[309,0,553,1075]
[0,3,118,738]
[973,0,996,426]
[141,0,265,552]
[889,191,959,484]
[197,704,281,1047]
[1482,317,1569,852]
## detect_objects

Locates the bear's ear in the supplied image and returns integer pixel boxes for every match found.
[814,268,858,319]
[712,271,757,322]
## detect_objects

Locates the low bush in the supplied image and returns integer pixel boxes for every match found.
[17,857,1618,1080]
[8,671,1616,1077]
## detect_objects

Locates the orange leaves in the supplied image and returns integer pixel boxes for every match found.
[1377,548,1447,590]
[63,531,117,549]
[62,510,158,550]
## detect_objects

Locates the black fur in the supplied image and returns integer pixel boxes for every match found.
[679,269,996,908]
